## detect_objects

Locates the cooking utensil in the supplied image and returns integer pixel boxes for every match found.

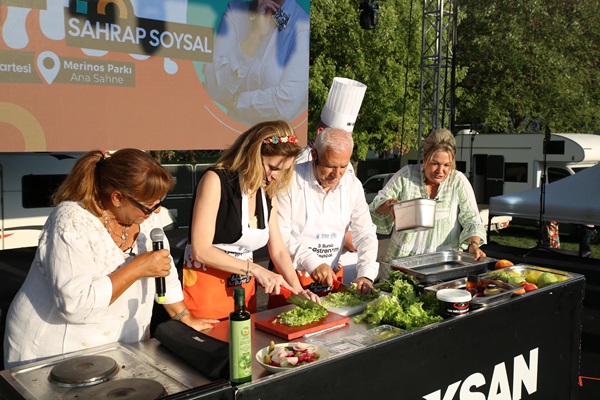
[302,323,346,338]
[392,198,436,232]
[279,286,323,309]
[330,280,373,295]
[330,280,357,293]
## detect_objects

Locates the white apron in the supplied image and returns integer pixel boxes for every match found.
[296,167,350,292]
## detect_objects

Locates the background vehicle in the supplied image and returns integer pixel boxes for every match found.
[362,173,394,203]
[454,132,600,203]
[0,152,181,251]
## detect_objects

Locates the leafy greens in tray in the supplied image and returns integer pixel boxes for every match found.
[321,284,379,308]
[354,270,442,330]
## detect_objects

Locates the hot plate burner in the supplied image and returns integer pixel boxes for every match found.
[49,354,119,388]
[87,378,167,399]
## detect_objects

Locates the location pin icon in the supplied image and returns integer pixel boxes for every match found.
[37,51,60,84]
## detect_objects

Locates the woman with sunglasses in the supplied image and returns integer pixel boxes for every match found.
[182,120,319,319]
[4,148,218,369]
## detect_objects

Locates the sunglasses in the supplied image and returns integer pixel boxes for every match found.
[126,196,163,215]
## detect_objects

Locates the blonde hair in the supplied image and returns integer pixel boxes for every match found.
[52,148,174,216]
[215,120,301,198]
[422,128,457,170]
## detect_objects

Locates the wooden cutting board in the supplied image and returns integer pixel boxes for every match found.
[255,311,350,340]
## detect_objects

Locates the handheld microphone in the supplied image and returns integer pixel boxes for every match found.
[150,228,166,304]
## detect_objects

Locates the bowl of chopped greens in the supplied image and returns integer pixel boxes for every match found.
[256,341,329,374]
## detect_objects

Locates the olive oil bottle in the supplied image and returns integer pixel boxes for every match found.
[229,287,252,384]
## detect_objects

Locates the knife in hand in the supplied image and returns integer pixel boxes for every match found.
[330,279,359,294]
[278,286,323,309]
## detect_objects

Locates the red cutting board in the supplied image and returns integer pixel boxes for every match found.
[255,311,350,340]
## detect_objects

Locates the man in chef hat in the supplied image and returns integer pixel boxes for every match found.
[274,127,379,302]
[295,77,368,267]
[296,77,367,165]
[289,77,368,274]
[269,78,375,305]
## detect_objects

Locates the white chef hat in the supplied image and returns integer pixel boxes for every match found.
[320,77,367,132]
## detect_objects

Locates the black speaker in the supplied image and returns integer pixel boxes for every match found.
[359,1,379,29]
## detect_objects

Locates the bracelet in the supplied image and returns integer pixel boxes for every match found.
[467,240,480,250]
[172,309,189,321]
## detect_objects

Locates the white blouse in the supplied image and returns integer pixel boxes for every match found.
[3,201,183,368]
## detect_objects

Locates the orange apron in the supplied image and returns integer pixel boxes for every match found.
[183,190,270,320]
[182,246,257,320]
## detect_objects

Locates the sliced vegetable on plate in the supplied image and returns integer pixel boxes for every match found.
[256,341,329,374]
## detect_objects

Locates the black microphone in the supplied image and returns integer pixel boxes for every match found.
[150,228,166,304]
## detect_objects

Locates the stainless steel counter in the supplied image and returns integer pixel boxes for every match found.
[0,273,585,400]
[206,304,399,385]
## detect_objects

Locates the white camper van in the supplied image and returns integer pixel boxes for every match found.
[455,132,600,203]
[0,152,178,251]
[0,152,82,250]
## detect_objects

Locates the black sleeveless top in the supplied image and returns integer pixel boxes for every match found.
[190,167,272,244]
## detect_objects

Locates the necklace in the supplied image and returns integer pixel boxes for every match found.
[99,201,129,249]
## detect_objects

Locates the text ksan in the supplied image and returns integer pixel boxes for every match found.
[422,348,538,400]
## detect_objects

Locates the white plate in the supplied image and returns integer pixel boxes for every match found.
[255,342,329,374]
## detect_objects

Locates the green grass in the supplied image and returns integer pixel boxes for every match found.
[489,224,599,259]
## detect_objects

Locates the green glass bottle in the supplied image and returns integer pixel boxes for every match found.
[229,287,252,384]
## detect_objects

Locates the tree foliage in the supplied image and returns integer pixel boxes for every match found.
[456,0,600,133]
[310,0,600,156]
[309,0,423,159]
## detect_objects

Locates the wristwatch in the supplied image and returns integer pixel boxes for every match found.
[467,240,480,250]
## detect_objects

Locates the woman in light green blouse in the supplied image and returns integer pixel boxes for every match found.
[369,128,487,264]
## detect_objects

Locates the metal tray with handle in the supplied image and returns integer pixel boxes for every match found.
[385,250,496,284]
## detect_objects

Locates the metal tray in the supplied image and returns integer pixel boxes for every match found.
[386,251,497,284]
[424,277,515,309]
[479,264,577,292]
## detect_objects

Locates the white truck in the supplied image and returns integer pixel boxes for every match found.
[454,131,600,230]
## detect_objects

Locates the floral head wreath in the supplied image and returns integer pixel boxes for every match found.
[263,135,298,145]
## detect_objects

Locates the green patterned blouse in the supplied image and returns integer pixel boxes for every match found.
[369,164,487,263]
